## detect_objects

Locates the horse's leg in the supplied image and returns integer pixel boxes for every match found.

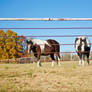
[81,54,84,66]
[87,53,90,65]
[37,59,41,67]
[78,53,82,66]
[57,56,61,66]
[50,54,55,67]
[55,52,61,66]
[37,53,41,67]
[56,56,58,65]
[79,59,81,66]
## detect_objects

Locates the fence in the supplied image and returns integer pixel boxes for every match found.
[0,18,92,62]
[0,18,92,21]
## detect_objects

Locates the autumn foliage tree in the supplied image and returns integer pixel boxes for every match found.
[0,29,24,59]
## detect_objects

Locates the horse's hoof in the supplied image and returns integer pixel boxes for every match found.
[37,63,42,67]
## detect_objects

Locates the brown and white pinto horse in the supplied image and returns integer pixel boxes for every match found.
[75,36,91,66]
[26,39,61,67]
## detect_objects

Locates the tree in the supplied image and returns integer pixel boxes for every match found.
[0,29,24,60]
[0,30,6,59]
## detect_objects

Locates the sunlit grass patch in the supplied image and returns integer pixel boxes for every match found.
[0,61,92,92]
[27,71,33,78]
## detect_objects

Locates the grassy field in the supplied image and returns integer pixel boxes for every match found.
[0,61,92,92]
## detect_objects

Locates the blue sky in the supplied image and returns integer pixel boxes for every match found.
[0,0,92,52]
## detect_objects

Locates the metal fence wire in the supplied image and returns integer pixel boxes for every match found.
[0,18,92,62]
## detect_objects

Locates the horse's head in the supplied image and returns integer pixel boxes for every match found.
[26,39,33,54]
[76,36,89,53]
[75,36,88,53]
[80,36,87,52]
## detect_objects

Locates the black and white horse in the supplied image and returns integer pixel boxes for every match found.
[75,36,91,66]
[26,39,61,67]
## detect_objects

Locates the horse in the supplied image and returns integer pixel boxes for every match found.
[75,36,91,66]
[26,38,61,67]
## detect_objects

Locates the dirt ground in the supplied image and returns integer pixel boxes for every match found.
[0,61,92,92]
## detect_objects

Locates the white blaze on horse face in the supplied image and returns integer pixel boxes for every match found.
[28,44,31,54]
[81,36,86,52]
[81,42,85,52]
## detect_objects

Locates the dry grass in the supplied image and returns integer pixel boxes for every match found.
[0,61,92,92]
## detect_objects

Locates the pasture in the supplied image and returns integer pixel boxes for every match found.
[0,61,92,92]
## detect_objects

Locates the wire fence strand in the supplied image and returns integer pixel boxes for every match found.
[23,35,92,37]
[0,27,92,29]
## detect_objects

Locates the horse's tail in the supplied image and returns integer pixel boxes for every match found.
[52,40,60,53]
[47,39,60,55]
[54,42,61,65]
[51,40,60,59]
[55,44,61,59]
